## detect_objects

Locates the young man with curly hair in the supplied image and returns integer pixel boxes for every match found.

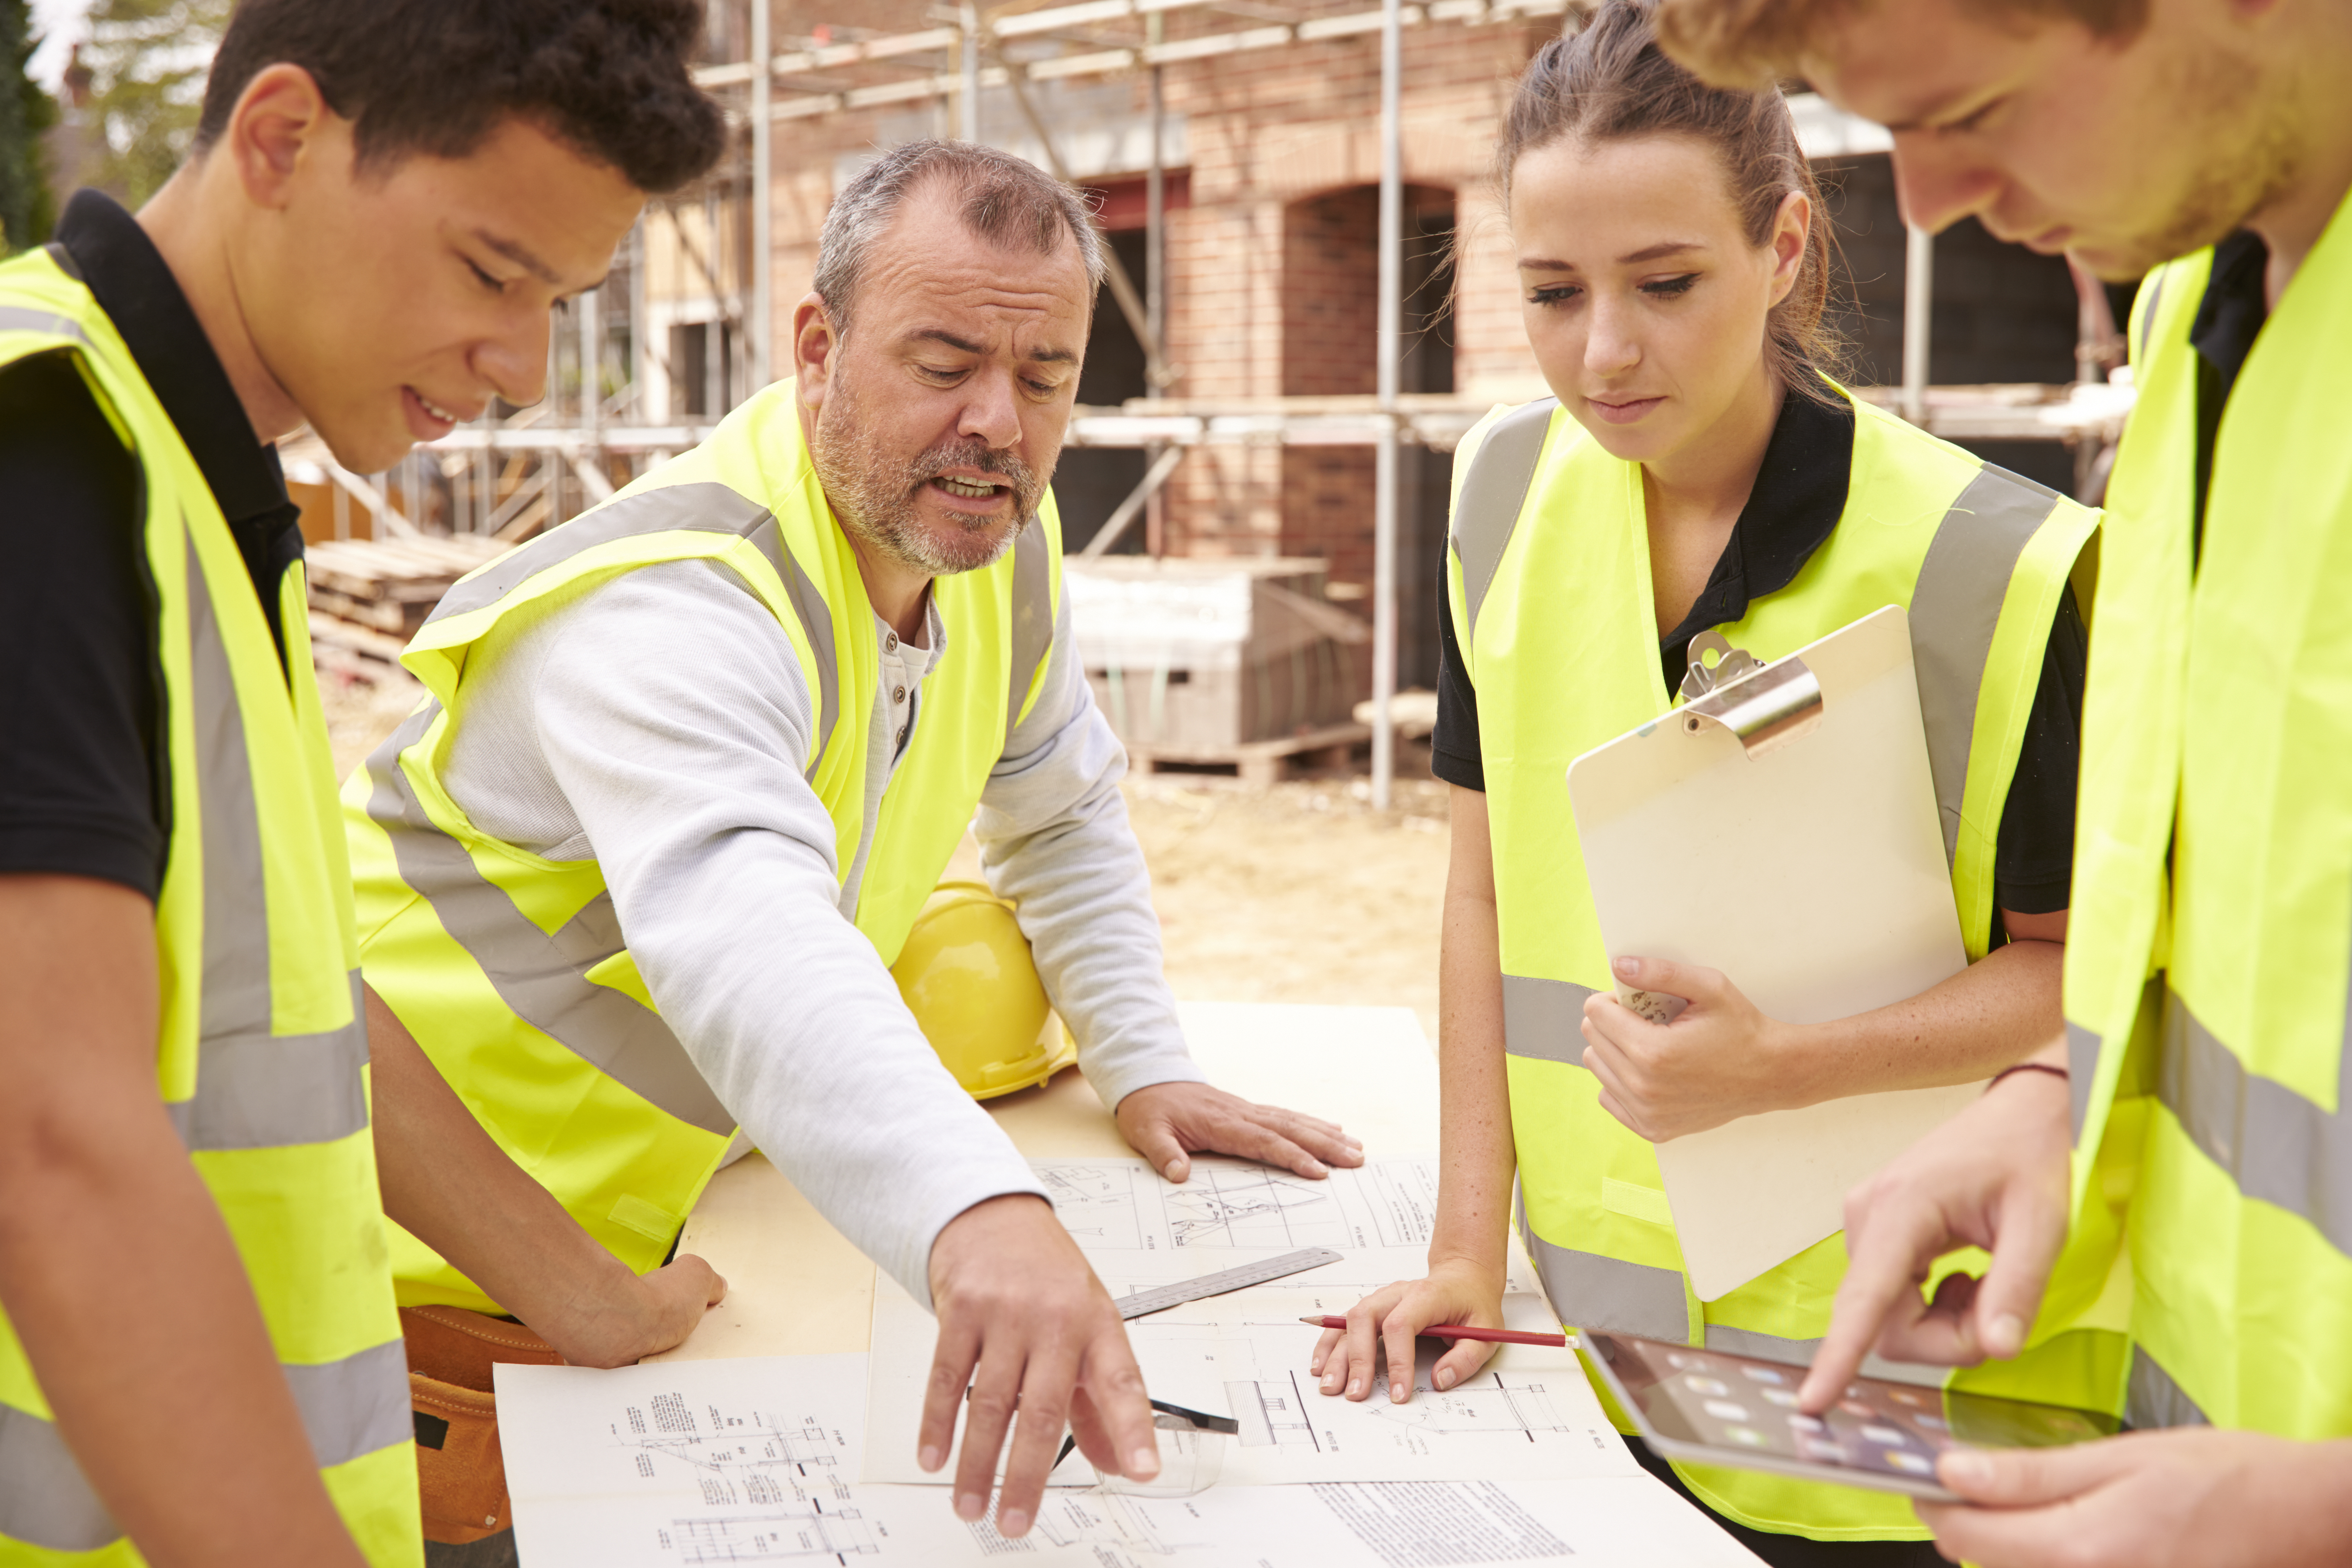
[0,3,723,1562]
[1647,2,2352,1563]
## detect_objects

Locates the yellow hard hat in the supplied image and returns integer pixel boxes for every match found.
[890,881,1078,1101]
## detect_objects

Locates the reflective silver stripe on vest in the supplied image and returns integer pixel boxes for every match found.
[2157,987,2352,1260]
[285,1338,415,1467]
[1500,975,1595,1064]
[2125,1345,2210,1430]
[428,481,841,777]
[0,303,92,344]
[2066,977,2160,1141]
[170,533,370,1150]
[0,1339,412,1553]
[2136,267,2172,357]
[2068,1020,2102,1140]
[1006,522,1054,746]
[1521,1213,1689,1342]
[1909,464,2066,868]
[364,705,735,1137]
[0,1404,117,1551]
[1450,399,1558,641]
[1522,1209,1952,1384]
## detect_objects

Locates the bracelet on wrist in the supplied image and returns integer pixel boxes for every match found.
[1986,1061,2069,1094]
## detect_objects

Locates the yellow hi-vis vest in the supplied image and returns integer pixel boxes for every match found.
[1449,384,2124,1540]
[342,378,1061,1311]
[2065,191,2352,1438]
[0,251,418,1562]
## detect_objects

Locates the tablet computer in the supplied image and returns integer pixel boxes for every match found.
[1582,1330,2121,1502]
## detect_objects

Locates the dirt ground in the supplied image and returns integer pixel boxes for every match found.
[327,680,1452,1041]
[1110,772,1448,1039]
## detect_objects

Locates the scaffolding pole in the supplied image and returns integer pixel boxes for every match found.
[1146,19,1169,549]
[1145,15,1166,390]
[960,3,981,141]
[1371,0,1402,810]
[750,0,773,389]
[1902,223,1934,425]
[579,285,601,457]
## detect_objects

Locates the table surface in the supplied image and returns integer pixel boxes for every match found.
[652,1001,1456,1363]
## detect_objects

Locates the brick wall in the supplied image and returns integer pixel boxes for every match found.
[742,7,2100,696]
[1149,9,1556,600]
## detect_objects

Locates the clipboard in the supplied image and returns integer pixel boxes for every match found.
[1565,605,1980,1302]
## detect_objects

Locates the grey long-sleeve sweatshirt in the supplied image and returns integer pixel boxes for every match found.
[437,552,1205,1309]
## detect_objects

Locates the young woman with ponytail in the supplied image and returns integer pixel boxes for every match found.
[1312,4,2111,1562]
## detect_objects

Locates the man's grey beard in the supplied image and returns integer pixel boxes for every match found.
[811,370,1044,577]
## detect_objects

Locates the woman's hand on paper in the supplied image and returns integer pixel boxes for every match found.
[1918,1428,2352,1568]
[1310,1259,1508,1405]
[1797,1060,2074,1413]
[923,1193,1160,1537]
[1578,956,1799,1140]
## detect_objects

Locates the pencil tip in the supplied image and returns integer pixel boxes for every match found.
[1298,1316,1321,1325]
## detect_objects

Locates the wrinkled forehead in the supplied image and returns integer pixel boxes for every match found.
[864,185,1093,318]
[856,250,1092,365]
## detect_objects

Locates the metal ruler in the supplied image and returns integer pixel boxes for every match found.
[1109,1248,1346,1320]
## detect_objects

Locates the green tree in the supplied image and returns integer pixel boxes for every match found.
[0,0,57,252]
[83,0,226,208]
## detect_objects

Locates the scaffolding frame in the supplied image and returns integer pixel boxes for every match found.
[300,0,2133,810]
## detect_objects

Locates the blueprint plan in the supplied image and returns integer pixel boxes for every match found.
[862,1285,1629,1488]
[1032,1153,1539,1297]
[497,1355,1759,1567]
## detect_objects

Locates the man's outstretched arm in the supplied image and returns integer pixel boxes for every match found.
[438,561,1157,1531]
[977,592,1365,1182]
[0,875,366,1567]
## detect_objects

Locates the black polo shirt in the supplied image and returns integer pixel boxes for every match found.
[0,189,305,903]
[2189,228,2270,559]
[1432,390,2087,919]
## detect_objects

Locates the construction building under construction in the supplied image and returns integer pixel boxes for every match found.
[295,0,2135,798]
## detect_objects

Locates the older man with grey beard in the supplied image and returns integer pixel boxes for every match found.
[348,137,1363,1547]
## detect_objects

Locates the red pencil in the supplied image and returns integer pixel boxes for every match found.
[1298,1315,1572,1348]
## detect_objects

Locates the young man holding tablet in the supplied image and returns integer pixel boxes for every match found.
[1650,0,2352,1562]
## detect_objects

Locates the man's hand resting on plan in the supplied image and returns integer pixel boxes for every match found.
[1115,1080,1365,1184]
[921,1193,1160,1537]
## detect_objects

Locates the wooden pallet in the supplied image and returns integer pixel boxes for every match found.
[306,535,512,637]
[305,535,509,686]
[1125,722,1371,787]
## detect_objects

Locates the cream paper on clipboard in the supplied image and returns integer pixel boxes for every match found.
[1565,605,1980,1303]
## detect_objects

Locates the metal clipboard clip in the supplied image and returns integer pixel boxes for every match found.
[1676,631,1824,759]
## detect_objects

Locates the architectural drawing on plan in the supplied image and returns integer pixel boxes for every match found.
[657,1508,877,1564]
[1016,1492,1219,1559]
[1368,1373,1578,1442]
[1166,1165,1352,1250]
[616,1393,853,1510]
[1027,1156,1444,1269]
[1225,1372,1324,1449]
[1037,1163,1147,1250]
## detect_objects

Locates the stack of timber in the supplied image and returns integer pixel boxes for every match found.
[305,535,511,686]
[1065,556,1372,785]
